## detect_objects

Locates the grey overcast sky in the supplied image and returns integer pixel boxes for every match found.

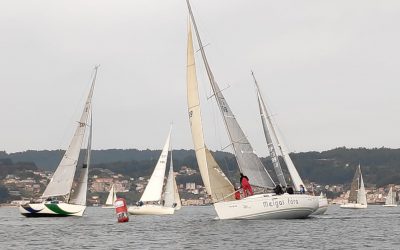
[1,0,400,155]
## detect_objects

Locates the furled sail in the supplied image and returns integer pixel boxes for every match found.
[42,66,97,198]
[187,18,235,201]
[140,128,171,202]
[187,0,275,188]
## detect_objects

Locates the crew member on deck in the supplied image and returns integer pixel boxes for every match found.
[240,173,253,197]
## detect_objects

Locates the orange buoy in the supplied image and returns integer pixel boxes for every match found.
[114,198,129,223]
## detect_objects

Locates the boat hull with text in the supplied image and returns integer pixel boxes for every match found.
[214,193,318,220]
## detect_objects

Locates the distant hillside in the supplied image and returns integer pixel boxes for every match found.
[1,147,400,186]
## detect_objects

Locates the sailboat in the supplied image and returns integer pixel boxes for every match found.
[128,127,180,215]
[251,72,328,215]
[383,186,397,207]
[102,184,117,208]
[186,0,318,220]
[340,164,367,209]
[19,67,98,217]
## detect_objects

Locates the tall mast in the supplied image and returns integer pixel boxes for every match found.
[186,0,275,188]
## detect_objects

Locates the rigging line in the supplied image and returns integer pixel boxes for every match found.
[206,84,231,100]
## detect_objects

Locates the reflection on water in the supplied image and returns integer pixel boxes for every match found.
[0,205,399,249]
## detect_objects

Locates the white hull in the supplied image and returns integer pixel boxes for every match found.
[128,204,175,215]
[214,194,318,220]
[311,196,328,215]
[340,203,367,209]
[383,204,397,207]
[19,202,86,217]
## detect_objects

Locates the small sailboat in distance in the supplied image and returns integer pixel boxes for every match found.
[383,186,397,207]
[19,66,98,217]
[128,126,180,215]
[340,164,367,209]
[102,184,117,208]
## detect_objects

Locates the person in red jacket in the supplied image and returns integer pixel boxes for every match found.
[234,187,241,200]
[240,173,253,197]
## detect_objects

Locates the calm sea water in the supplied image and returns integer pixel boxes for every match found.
[1,205,399,249]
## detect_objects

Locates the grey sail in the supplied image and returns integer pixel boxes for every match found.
[69,113,92,206]
[348,165,361,203]
[42,66,97,198]
[253,73,287,187]
[186,0,275,189]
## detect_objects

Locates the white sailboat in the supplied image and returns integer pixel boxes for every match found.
[128,127,180,215]
[383,186,397,207]
[102,184,117,208]
[251,72,328,215]
[19,66,98,217]
[340,164,367,209]
[186,0,318,220]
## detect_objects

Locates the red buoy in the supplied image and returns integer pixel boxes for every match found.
[114,198,129,223]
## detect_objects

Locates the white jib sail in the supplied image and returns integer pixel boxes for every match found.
[187,0,275,189]
[385,187,396,205]
[173,175,182,209]
[105,184,116,206]
[42,66,97,198]
[164,151,175,208]
[187,19,235,201]
[357,167,367,205]
[140,127,171,202]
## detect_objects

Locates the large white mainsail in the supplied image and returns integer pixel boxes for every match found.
[140,128,171,202]
[187,1,275,189]
[42,66,97,198]
[187,18,235,201]
[252,72,305,191]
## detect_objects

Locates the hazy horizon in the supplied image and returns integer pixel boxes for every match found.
[1,0,399,156]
